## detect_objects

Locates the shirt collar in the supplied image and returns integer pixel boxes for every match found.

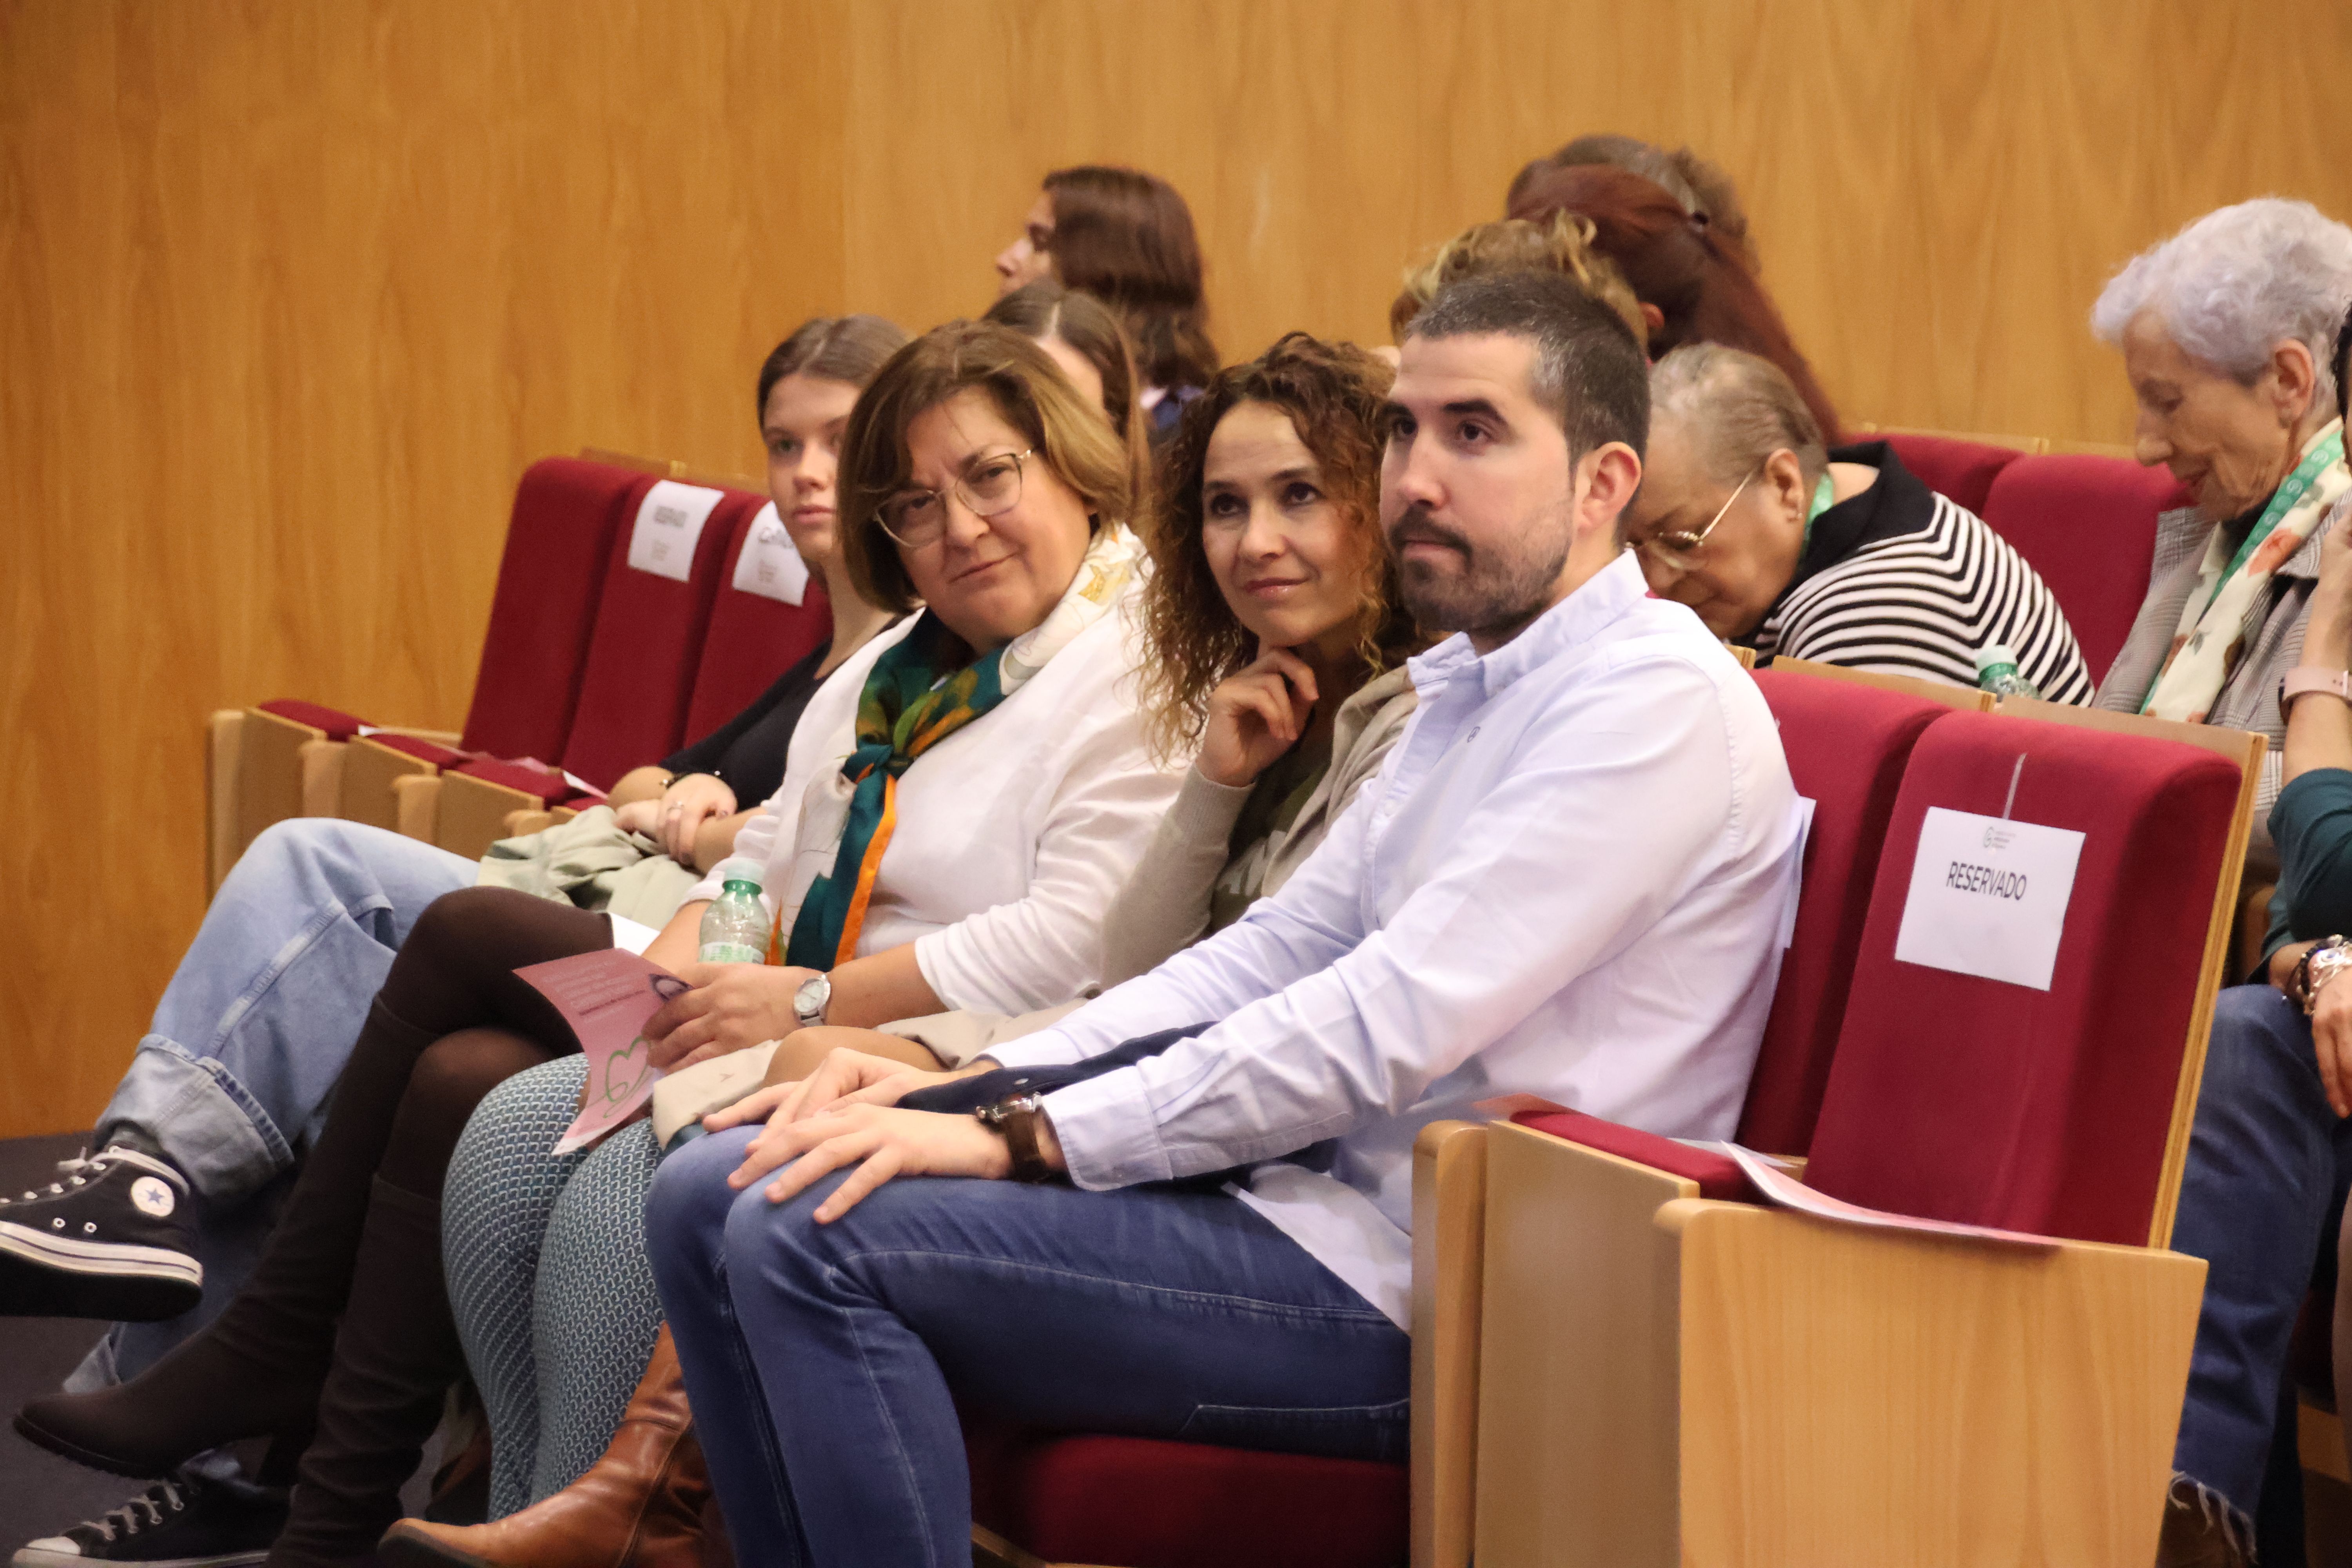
[1407,549,1651,700]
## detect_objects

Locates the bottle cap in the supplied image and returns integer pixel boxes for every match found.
[1974,643,2018,673]
[710,856,766,893]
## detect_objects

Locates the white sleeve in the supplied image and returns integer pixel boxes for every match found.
[985,777,1380,1068]
[911,707,1185,1015]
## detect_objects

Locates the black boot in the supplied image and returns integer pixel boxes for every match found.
[267,1175,467,1568]
[15,999,441,1477]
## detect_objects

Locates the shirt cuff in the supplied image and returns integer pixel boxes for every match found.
[1041,1067,1172,1190]
[982,1029,1091,1069]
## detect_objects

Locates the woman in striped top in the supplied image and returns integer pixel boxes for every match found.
[1623,343,2093,702]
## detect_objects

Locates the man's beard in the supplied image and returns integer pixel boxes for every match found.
[1388,502,1575,639]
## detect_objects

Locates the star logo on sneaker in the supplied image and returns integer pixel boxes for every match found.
[130,1176,176,1218]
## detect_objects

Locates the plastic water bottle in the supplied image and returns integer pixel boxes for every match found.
[698,857,769,964]
[1974,643,2042,701]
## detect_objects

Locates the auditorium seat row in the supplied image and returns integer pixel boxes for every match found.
[1871,431,2189,678]
[962,662,2260,1568]
[204,456,832,888]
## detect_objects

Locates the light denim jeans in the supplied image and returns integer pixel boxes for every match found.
[648,1126,1411,1568]
[66,818,473,1389]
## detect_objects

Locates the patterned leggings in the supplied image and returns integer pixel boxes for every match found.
[442,1054,667,1516]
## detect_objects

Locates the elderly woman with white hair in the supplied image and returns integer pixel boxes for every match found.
[2092,198,2352,859]
[2107,200,2352,1568]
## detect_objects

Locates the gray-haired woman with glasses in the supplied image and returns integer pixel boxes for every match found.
[1622,343,2092,702]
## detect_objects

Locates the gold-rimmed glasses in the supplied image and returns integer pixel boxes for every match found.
[1634,466,1758,576]
[877,448,1035,548]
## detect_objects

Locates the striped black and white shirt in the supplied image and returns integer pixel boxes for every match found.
[1751,443,2094,704]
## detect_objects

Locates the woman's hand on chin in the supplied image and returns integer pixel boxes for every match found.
[645,962,819,1070]
[1198,642,1319,788]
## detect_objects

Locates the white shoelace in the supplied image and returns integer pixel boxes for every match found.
[87,1478,190,1540]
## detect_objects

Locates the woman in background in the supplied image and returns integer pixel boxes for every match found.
[1509,163,1842,439]
[1506,132,1758,272]
[984,277,1152,493]
[995,164,1219,443]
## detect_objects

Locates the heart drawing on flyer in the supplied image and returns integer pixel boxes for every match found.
[604,1036,655,1105]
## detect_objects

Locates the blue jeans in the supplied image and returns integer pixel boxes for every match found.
[72,818,471,1385]
[2170,983,2352,1516]
[647,1127,1411,1568]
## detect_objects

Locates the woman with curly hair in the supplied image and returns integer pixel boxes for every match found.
[1103,330,1423,978]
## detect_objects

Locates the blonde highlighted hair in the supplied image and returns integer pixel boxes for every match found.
[1391,213,1648,350]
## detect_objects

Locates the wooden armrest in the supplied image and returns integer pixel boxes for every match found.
[1659,1198,2202,1565]
[298,738,347,817]
[1412,1121,1486,1568]
[206,710,247,897]
[390,774,441,842]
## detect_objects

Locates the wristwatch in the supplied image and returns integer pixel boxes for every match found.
[2280,666,2352,716]
[975,1094,1057,1183]
[2304,937,2352,1016]
[792,973,832,1030]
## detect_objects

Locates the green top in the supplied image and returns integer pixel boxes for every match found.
[1207,736,1334,934]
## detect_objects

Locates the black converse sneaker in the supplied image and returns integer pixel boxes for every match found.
[10,1474,285,1567]
[0,1148,202,1321]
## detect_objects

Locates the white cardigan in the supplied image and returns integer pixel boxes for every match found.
[686,588,1182,1015]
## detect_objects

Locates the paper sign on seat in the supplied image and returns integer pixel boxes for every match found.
[627,481,725,582]
[730,501,811,605]
[1893,806,2083,991]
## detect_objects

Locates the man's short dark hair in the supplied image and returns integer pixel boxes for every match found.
[1404,269,1650,461]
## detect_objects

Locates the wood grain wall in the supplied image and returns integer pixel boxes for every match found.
[5,0,2350,1136]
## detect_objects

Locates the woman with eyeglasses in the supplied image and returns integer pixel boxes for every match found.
[1622,343,2092,700]
[352,319,1183,1565]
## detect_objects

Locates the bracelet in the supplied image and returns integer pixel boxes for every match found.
[2310,940,2352,1016]
[2294,935,2350,1012]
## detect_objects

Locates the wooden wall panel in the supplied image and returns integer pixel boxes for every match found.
[3,0,2350,1135]
[0,0,844,1136]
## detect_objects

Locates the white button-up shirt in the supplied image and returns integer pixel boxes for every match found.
[989,552,1804,1325]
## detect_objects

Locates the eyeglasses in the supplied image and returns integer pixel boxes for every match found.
[877,449,1034,548]
[1634,467,1758,576]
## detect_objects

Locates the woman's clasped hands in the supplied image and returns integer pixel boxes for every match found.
[699,1046,1018,1221]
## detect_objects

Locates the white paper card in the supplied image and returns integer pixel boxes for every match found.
[729,501,810,605]
[1893,806,2085,991]
[1779,795,1816,950]
[626,481,724,582]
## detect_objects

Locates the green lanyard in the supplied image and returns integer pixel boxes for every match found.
[2139,428,2346,713]
[1801,470,1837,555]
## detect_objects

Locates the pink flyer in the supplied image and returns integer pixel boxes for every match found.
[514,948,691,1155]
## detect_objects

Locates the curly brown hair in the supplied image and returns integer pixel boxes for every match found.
[1138,332,1417,758]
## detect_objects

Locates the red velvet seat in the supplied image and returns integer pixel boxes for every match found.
[1979,454,2190,683]
[557,483,760,790]
[363,733,469,769]
[968,1425,1407,1568]
[1737,669,1948,1153]
[458,459,657,762]
[681,502,835,744]
[450,756,594,808]
[1879,433,2029,515]
[252,699,368,742]
[1803,710,2241,1244]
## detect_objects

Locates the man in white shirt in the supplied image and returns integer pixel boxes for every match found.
[644,271,1803,1568]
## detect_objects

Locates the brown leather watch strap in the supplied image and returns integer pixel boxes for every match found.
[978,1094,1057,1183]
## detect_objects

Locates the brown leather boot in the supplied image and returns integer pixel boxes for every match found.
[376,1327,710,1568]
